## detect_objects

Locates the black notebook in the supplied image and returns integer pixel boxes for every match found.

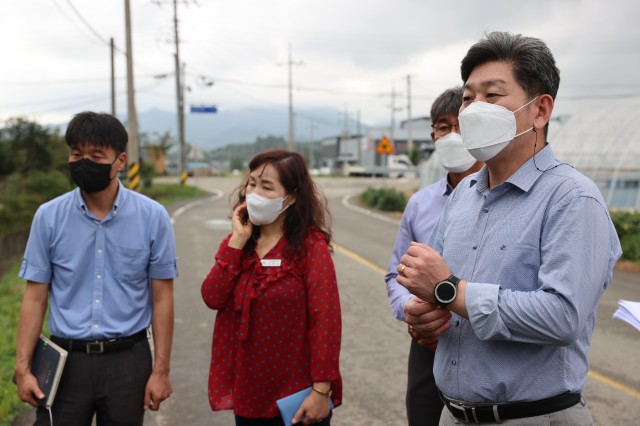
[12,335,68,408]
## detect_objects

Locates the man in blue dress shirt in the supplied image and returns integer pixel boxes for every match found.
[385,86,482,426]
[14,112,178,425]
[396,32,622,425]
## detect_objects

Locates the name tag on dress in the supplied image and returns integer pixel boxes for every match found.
[261,259,281,267]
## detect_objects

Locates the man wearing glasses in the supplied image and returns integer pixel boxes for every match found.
[385,86,482,426]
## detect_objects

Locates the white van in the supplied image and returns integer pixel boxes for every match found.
[386,154,413,178]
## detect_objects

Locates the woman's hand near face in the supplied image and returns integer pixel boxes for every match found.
[228,202,252,249]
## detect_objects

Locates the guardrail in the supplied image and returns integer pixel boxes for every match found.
[347,167,419,177]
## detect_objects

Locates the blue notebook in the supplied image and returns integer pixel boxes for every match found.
[276,387,334,426]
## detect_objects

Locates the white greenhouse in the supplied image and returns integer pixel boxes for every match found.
[420,97,640,210]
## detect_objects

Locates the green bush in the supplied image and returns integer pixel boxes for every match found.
[610,211,640,261]
[0,194,42,238]
[359,187,407,212]
[5,170,72,202]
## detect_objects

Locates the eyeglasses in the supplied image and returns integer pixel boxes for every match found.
[431,122,460,137]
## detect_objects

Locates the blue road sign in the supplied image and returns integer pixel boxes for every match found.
[190,105,217,113]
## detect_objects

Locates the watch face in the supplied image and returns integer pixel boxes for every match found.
[436,281,456,304]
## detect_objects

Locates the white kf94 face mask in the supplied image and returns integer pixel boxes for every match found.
[459,97,537,161]
[434,132,477,173]
[246,193,289,226]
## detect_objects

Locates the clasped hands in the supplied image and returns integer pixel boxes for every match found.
[397,242,453,348]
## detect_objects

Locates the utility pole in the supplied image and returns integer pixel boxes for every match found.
[282,45,303,152]
[173,0,187,185]
[389,83,400,142]
[406,74,413,155]
[356,109,362,165]
[342,105,353,164]
[308,119,315,167]
[124,0,140,191]
[288,46,294,151]
[110,37,116,117]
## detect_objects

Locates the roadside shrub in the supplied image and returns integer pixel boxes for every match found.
[610,211,640,261]
[359,187,407,212]
[360,187,381,207]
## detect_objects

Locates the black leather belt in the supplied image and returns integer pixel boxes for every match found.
[440,391,581,423]
[50,329,148,354]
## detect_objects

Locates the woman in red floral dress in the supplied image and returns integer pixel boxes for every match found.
[202,149,342,426]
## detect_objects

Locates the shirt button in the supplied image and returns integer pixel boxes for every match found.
[472,244,478,250]
[98,249,103,254]
[451,360,457,365]
[96,299,101,304]
[93,324,99,329]
[483,207,489,213]
[96,274,102,280]
[455,320,460,327]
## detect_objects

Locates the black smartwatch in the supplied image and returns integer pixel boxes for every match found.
[434,275,461,307]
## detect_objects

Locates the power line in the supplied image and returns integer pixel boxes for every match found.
[63,0,112,46]
[50,0,104,48]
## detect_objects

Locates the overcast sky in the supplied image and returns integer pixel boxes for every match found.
[2,0,639,132]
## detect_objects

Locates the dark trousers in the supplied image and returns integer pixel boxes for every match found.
[235,410,332,426]
[35,339,152,426]
[406,339,443,426]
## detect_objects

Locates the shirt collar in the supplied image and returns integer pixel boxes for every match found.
[73,178,125,215]
[471,145,557,193]
[443,176,455,196]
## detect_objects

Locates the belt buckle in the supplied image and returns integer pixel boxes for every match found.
[449,402,470,423]
[86,341,104,354]
[449,401,482,424]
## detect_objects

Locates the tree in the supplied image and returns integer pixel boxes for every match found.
[141,131,175,175]
[0,118,65,178]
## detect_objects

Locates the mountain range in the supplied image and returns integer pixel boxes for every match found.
[133,106,385,151]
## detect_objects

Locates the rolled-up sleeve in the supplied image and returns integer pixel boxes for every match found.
[148,208,178,279]
[19,207,52,284]
[467,195,618,345]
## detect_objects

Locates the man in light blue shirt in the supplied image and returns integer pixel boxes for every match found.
[15,112,178,425]
[385,87,482,426]
[396,32,622,424]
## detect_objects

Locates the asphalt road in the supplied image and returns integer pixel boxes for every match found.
[13,175,640,425]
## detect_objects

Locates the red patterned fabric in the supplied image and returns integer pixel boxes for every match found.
[201,229,342,418]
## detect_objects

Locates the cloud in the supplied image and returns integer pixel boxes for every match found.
[2,0,639,130]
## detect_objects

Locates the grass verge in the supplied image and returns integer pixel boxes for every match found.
[0,262,32,425]
[142,183,206,206]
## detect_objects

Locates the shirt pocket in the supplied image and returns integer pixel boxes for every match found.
[112,245,150,282]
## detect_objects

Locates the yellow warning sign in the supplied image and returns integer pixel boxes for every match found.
[376,136,395,154]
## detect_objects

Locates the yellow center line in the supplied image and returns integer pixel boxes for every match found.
[588,369,640,399]
[333,242,640,400]
[333,242,387,276]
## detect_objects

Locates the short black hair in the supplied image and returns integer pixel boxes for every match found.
[461,31,560,101]
[430,86,463,123]
[65,111,128,154]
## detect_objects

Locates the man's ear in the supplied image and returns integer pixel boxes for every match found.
[117,151,127,172]
[533,94,554,132]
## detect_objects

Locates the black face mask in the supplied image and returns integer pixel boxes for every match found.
[69,158,117,194]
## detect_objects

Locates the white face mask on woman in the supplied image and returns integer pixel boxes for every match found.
[246,193,289,226]
[434,132,477,172]
[459,97,537,161]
